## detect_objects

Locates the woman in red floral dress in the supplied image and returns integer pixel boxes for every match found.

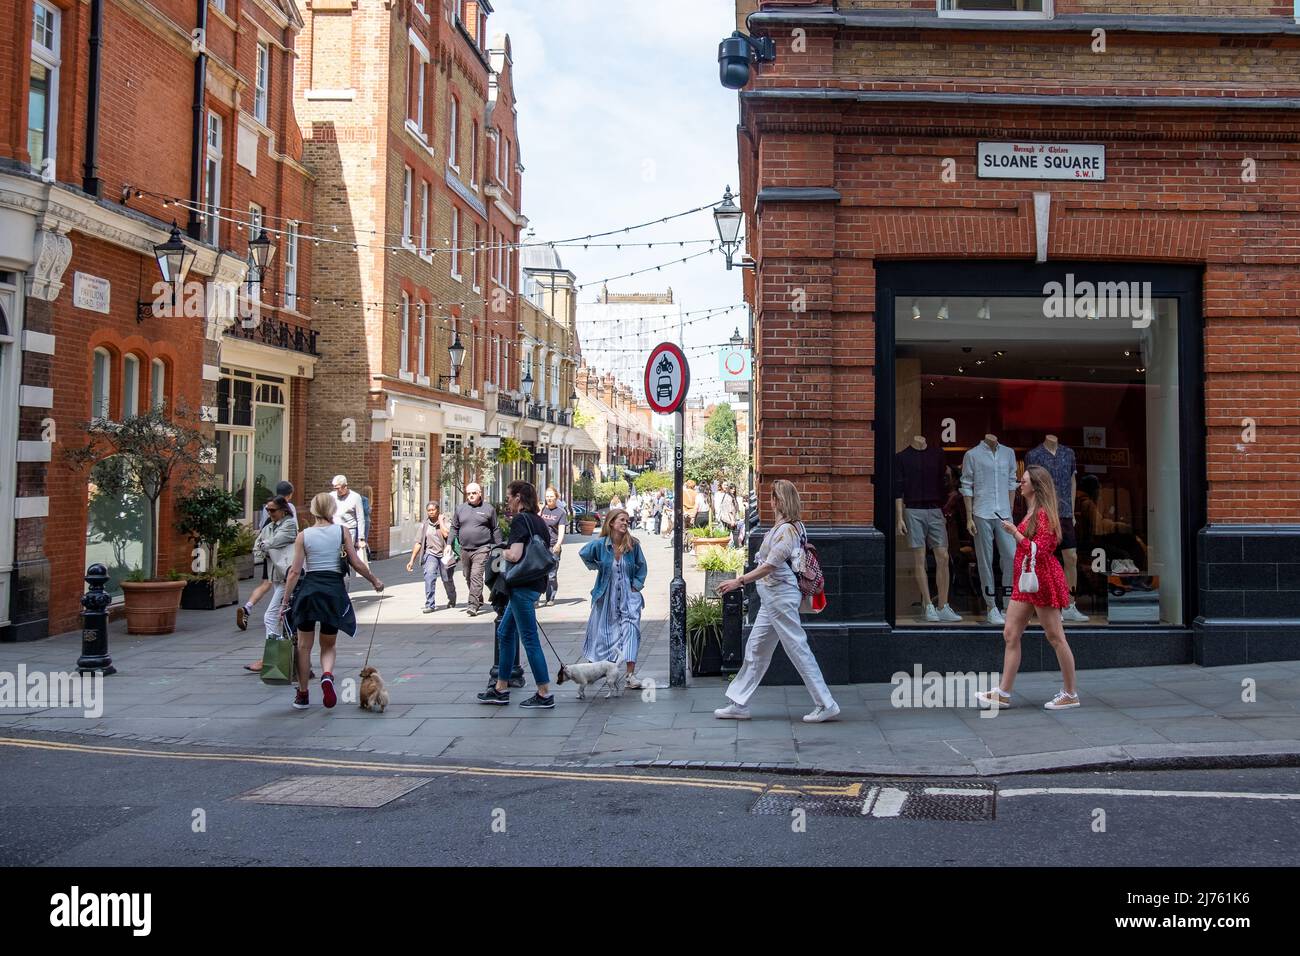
[975,465,1080,711]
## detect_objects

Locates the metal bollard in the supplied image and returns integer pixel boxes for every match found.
[720,586,744,674]
[77,564,117,675]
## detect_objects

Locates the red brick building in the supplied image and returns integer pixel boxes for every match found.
[731,0,1300,677]
[0,0,315,639]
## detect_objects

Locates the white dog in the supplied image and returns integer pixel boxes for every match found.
[556,660,623,699]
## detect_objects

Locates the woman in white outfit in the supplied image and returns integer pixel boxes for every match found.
[714,479,840,723]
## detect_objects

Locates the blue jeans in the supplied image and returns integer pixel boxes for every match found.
[422,554,457,608]
[497,587,549,686]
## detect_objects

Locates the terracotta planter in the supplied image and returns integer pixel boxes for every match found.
[691,537,730,557]
[578,520,598,535]
[120,580,187,635]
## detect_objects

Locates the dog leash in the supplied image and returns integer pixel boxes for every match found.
[362,592,383,669]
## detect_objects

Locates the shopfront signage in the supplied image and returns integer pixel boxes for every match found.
[977,142,1105,181]
[718,346,752,383]
[73,273,111,314]
[443,404,486,431]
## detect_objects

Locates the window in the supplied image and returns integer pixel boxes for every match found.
[254,42,269,125]
[450,208,461,278]
[402,167,413,243]
[204,113,221,245]
[417,302,427,378]
[420,181,430,254]
[470,120,479,186]
[92,348,111,419]
[471,223,479,289]
[493,334,501,386]
[415,56,426,131]
[400,293,410,375]
[215,367,287,521]
[448,96,459,169]
[211,0,226,12]
[122,355,139,417]
[150,359,167,410]
[938,0,1050,18]
[29,2,60,177]
[284,222,298,311]
[503,139,511,191]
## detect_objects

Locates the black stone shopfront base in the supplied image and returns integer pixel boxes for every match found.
[736,524,1299,686]
[1,557,50,643]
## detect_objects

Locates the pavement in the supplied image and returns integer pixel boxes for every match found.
[2,530,1300,777]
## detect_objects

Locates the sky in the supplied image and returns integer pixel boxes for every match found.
[490,0,748,411]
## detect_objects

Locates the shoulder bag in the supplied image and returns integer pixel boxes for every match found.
[504,516,557,585]
[1018,540,1040,594]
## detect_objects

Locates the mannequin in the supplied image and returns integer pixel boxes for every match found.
[960,433,1018,625]
[1025,434,1088,623]
[895,436,960,622]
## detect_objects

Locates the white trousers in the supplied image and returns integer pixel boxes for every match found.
[263,583,286,638]
[725,586,835,709]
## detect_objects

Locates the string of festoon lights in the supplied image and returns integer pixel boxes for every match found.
[135,188,726,256]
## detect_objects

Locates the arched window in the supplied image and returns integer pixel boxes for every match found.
[150,358,167,410]
[91,348,111,419]
[121,354,139,417]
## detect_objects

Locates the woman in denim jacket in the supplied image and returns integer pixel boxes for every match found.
[579,508,649,688]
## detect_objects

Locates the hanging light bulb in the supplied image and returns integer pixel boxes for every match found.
[910,299,921,321]
[937,299,949,321]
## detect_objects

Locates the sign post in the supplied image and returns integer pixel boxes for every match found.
[645,342,690,687]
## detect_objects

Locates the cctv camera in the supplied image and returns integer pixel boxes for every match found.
[719,33,753,90]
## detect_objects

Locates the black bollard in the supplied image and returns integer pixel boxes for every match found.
[77,564,117,675]
[720,586,744,674]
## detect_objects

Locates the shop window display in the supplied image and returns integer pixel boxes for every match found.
[893,295,1182,627]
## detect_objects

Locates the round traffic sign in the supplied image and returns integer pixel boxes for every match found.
[644,342,690,414]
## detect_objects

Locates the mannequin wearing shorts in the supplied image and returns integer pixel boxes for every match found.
[895,437,961,622]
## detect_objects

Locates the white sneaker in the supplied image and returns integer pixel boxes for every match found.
[938,605,962,623]
[975,688,1012,708]
[1044,691,1081,710]
[923,604,941,622]
[802,702,841,723]
[987,607,1005,626]
[713,703,751,720]
[1061,604,1090,623]
[625,674,644,690]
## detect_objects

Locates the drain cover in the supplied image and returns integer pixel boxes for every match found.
[238,775,434,808]
[749,780,995,821]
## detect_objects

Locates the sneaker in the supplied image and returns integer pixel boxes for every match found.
[291,689,309,710]
[987,607,1005,626]
[625,674,644,690]
[1044,691,1081,711]
[938,605,963,623]
[519,693,555,709]
[423,606,435,614]
[467,607,479,617]
[1061,604,1090,623]
[803,702,841,723]
[713,702,751,720]
[236,606,249,631]
[477,687,511,705]
[923,604,941,622]
[321,673,337,709]
[975,689,1012,708]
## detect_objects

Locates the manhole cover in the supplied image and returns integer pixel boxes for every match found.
[749,780,995,821]
[238,775,434,808]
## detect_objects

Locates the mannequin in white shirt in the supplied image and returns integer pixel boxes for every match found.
[960,434,1018,625]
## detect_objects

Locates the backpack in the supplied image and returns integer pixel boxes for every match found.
[782,523,824,599]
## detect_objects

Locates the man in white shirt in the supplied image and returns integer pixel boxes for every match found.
[332,474,368,571]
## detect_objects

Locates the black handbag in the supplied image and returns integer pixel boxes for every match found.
[504,521,557,585]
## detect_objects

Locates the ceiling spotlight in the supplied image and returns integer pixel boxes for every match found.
[976,299,990,321]
[937,299,949,321]
[956,365,966,374]
[910,299,921,321]
[1136,367,1146,373]
[993,350,1005,358]
[979,395,984,400]
[974,359,985,366]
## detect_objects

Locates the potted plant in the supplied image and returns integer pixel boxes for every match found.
[687,592,724,677]
[68,405,212,635]
[573,475,598,533]
[699,546,744,596]
[176,485,244,610]
[688,523,732,556]
[220,523,258,581]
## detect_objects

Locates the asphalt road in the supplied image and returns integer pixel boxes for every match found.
[1,732,1298,868]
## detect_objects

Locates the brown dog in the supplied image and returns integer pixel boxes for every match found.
[359,666,389,713]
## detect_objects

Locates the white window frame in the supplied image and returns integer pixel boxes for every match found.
[471,223,480,291]
[417,302,427,378]
[448,95,459,170]
[937,0,1052,19]
[502,139,511,192]
[92,348,112,420]
[204,113,222,245]
[470,120,478,188]
[29,2,60,178]
[416,57,426,130]
[151,358,167,410]
[122,354,140,418]
[284,222,298,311]
[254,42,270,125]
[399,293,411,376]
[211,0,226,13]
[450,208,461,280]
[402,166,413,245]
[420,181,430,255]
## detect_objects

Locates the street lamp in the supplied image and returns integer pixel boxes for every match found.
[248,228,275,280]
[438,330,467,389]
[153,221,196,288]
[713,186,745,271]
[730,327,743,348]
[521,369,534,400]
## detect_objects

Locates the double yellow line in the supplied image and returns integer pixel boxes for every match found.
[0,736,862,798]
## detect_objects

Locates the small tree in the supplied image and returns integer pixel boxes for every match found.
[572,475,596,510]
[685,436,747,490]
[633,469,672,494]
[68,405,213,580]
[440,445,492,497]
[176,485,244,577]
[703,403,738,448]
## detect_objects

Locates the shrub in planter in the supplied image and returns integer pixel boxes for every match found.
[220,523,259,581]
[687,593,723,677]
[177,485,244,608]
[699,546,744,596]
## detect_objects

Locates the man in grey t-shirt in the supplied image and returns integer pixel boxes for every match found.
[450,483,501,616]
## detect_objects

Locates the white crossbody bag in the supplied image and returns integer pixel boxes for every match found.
[1018,540,1040,594]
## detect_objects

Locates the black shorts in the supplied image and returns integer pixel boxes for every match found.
[1058,517,1077,551]
[261,558,271,581]
[297,621,338,637]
